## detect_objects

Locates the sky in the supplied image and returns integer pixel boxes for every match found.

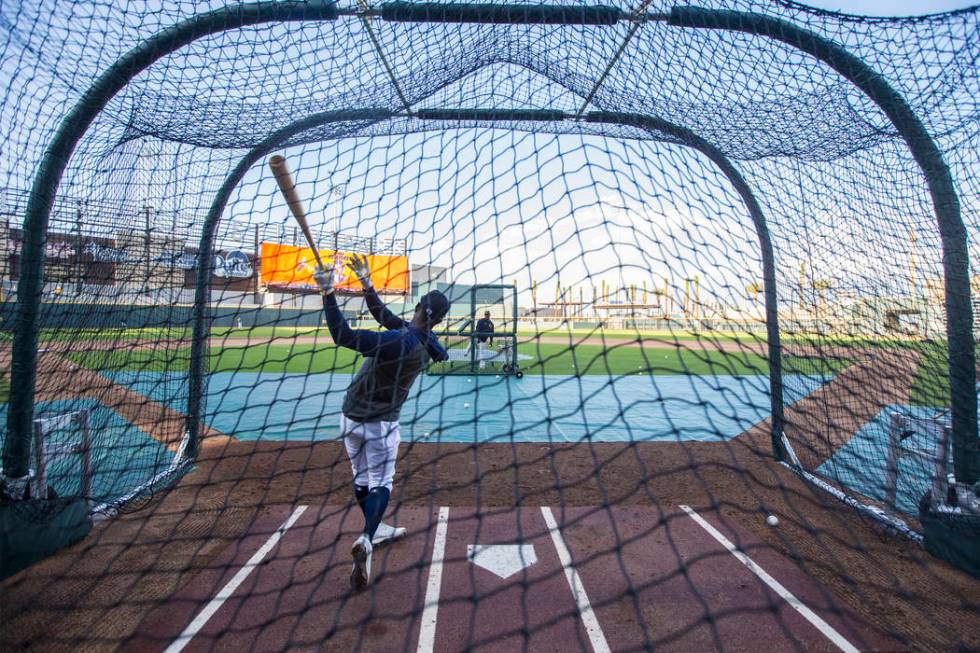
[802,0,973,14]
[218,125,960,317]
[191,0,975,313]
[1,0,974,315]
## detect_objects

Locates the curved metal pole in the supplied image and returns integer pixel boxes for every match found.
[188,107,785,458]
[668,6,977,483]
[2,0,339,479]
[587,111,785,456]
[185,109,393,452]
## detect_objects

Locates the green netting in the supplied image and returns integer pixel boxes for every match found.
[0,1,978,650]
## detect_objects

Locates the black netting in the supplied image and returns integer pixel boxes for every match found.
[1,1,977,651]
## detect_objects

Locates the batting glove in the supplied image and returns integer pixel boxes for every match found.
[313,266,334,295]
[347,253,373,289]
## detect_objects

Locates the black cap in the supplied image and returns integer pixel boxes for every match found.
[420,290,450,322]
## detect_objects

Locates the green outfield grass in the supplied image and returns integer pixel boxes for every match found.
[0,372,9,404]
[514,329,881,346]
[910,340,951,407]
[29,327,182,343]
[65,343,360,375]
[66,340,849,378]
[458,343,773,377]
[515,326,762,341]
[31,324,937,350]
[517,343,847,377]
[19,323,962,407]
[57,331,955,408]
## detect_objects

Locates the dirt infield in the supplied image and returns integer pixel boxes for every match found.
[2,340,975,651]
[123,504,900,652]
[2,431,978,651]
[744,348,921,469]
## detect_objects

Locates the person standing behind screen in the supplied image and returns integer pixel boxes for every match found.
[475,310,495,369]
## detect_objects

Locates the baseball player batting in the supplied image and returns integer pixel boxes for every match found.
[315,253,450,591]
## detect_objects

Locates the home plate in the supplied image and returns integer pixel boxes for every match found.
[468,544,538,579]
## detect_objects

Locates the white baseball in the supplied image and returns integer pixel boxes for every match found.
[766,515,779,527]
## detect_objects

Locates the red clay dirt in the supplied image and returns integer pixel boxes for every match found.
[2,341,978,652]
[124,504,435,653]
[124,504,900,653]
[3,435,979,652]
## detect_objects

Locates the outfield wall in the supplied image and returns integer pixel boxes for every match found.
[0,300,357,331]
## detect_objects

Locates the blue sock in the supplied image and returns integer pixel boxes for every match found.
[361,486,390,540]
[353,484,369,516]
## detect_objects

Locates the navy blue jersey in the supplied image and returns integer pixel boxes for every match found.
[322,290,447,421]
[475,317,494,343]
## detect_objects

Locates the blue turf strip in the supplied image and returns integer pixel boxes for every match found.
[106,371,829,444]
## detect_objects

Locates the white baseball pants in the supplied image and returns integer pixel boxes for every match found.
[340,414,400,490]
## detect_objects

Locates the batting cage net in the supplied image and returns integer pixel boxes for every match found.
[0,0,978,651]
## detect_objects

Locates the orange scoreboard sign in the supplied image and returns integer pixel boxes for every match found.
[259,243,409,294]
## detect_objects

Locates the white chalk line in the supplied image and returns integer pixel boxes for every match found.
[164,505,309,653]
[679,504,859,653]
[416,506,450,653]
[541,506,611,653]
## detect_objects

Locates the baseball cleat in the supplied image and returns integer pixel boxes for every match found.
[350,533,373,591]
[372,521,407,546]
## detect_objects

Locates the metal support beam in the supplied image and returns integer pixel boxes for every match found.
[378,3,624,25]
[586,111,785,454]
[576,0,657,117]
[187,106,785,458]
[187,109,393,446]
[3,0,339,478]
[669,5,977,483]
[356,0,413,114]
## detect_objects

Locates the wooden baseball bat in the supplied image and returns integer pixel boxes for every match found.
[268,154,326,270]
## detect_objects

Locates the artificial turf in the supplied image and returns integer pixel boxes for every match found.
[65,340,850,379]
[59,333,954,407]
